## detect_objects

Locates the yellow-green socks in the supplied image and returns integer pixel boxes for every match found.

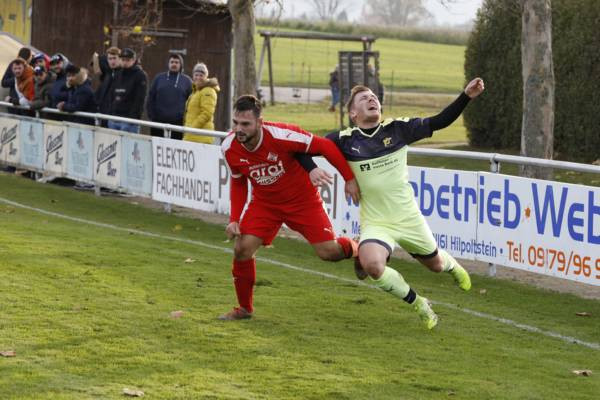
[370,266,417,304]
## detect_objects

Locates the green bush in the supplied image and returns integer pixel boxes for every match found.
[464,0,600,162]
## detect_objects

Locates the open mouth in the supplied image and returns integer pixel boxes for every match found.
[368,106,378,111]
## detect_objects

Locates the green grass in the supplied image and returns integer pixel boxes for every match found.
[1,173,599,399]
[255,26,466,92]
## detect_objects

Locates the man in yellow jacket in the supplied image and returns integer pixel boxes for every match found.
[183,62,220,143]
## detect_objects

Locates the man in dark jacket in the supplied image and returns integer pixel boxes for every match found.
[49,53,70,108]
[57,65,97,126]
[94,47,121,127]
[108,48,147,133]
[30,65,56,112]
[146,53,192,140]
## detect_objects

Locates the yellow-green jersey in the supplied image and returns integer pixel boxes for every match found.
[326,117,432,226]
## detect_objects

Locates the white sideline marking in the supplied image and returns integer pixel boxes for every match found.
[2,196,599,351]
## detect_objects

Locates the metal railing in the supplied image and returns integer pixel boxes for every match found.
[0,101,227,140]
[2,101,599,277]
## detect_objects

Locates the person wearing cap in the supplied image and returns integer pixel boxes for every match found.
[146,53,192,140]
[49,53,70,108]
[183,62,220,143]
[108,47,147,133]
[5,58,34,107]
[32,53,51,72]
[2,47,33,115]
[56,65,97,125]
[30,65,56,112]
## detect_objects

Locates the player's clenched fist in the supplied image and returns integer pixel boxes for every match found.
[465,77,485,98]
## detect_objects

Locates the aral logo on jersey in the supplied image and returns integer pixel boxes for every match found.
[249,160,285,185]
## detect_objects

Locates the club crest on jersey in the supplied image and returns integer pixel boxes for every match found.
[382,137,392,147]
[267,152,278,162]
[249,160,285,185]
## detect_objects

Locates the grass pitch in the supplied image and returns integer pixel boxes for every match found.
[0,173,599,399]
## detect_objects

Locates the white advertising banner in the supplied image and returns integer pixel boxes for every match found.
[476,173,600,285]
[43,121,67,175]
[94,129,121,188]
[0,117,20,164]
[20,119,44,170]
[66,125,94,181]
[152,137,229,212]
[408,167,479,260]
[122,135,153,196]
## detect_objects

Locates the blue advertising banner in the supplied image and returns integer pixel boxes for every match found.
[20,119,44,170]
[121,135,152,195]
[66,125,94,181]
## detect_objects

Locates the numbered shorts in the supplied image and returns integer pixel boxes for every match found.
[240,200,335,246]
[360,213,437,259]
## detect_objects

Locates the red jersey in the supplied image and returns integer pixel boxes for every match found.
[222,121,319,205]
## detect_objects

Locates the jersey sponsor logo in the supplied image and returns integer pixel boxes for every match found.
[267,152,278,162]
[383,137,392,147]
[249,160,285,185]
[359,163,371,171]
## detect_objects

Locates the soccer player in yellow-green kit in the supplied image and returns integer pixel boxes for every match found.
[324,78,485,329]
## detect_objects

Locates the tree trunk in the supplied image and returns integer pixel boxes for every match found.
[228,0,257,99]
[520,0,554,180]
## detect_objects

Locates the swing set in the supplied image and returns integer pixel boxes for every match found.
[256,30,377,106]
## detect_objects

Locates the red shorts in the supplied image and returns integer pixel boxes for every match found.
[240,200,335,245]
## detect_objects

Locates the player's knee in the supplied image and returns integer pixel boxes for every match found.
[233,243,254,261]
[360,258,385,278]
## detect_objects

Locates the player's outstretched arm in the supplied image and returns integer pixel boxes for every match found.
[227,175,248,239]
[295,153,333,186]
[428,77,485,132]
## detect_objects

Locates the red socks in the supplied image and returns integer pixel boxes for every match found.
[336,237,357,259]
[232,258,256,313]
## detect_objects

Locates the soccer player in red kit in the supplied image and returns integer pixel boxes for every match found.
[219,95,361,320]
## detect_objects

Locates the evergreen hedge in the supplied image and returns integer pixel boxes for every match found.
[464,0,600,163]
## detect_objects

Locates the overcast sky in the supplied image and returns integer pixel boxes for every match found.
[256,0,483,27]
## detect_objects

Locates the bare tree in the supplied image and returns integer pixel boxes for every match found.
[228,0,258,98]
[362,0,431,27]
[520,0,554,179]
[309,0,350,21]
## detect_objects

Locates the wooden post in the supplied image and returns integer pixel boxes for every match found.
[266,37,275,105]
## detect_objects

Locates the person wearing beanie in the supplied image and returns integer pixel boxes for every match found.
[183,62,220,143]
[146,52,192,140]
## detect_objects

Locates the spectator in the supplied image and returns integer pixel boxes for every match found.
[5,58,34,107]
[108,48,147,133]
[31,53,51,71]
[1,47,32,115]
[49,53,70,108]
[57,65,97,125]
[328,66,339,112]
[147,53,192,140]
[94,47,121,127]
[29,65,56,112]
[183,62,219,143]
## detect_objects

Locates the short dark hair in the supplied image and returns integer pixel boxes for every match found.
[346,85,371,114]
[17,47,31,60]
[234,95,262,118]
